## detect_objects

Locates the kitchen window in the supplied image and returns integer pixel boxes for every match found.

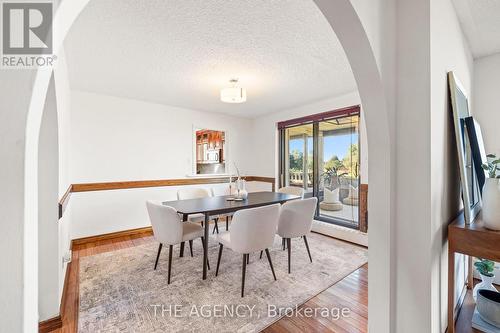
[194,129,226,175]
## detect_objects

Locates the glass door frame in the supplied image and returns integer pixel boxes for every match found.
[278,105,361,230]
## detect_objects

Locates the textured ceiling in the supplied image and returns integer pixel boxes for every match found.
[452,0,500,58]
[64,0,356,118]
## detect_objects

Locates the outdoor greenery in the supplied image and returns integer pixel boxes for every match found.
[482,154,500,178]
[475,258,495,277]
[289,149,304,171]
[289,143,359,187]
[341,144,359,178]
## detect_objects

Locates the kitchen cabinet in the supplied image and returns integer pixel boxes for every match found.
[195,129,225,164]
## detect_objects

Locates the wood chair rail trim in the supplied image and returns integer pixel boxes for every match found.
[58,184,72,219]
[38,315,62,333]
[58,176,276,220]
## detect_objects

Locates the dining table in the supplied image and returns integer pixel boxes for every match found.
[162,191,300,280]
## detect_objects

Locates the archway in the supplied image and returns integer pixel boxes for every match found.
[23,0,392,331]
[37,74,60,322]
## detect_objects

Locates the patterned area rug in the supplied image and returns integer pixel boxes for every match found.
[79,233,367,332]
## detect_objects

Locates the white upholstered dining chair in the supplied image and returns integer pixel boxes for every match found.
[211,185,237,231]
[276,197,317,274]
[215,204,281,297]
[277,186,305,198]
[177,187,220,234]
[146,201,209,284]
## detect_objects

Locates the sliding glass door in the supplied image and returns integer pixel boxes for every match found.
[281,124,314,197]
[317,116,359,228]
[279,107,361,229]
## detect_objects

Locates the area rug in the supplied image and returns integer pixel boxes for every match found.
[78,233,367,332]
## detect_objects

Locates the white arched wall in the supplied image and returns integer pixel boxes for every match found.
[37,75,60,321]
[19,0,393,331]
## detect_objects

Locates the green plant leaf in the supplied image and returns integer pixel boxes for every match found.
[487,154,496,158]
[475,259,496,275]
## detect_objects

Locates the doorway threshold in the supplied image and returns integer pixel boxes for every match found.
[311,220,368,247]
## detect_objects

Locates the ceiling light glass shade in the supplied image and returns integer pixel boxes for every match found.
[220,86,247,103]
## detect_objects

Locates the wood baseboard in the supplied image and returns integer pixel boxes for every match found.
[60,258,71,315]
[71,226,154,249]
[39,315,62,333]
[71,219,227,249]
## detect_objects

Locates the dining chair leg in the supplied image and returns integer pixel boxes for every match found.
[287,238,291,274]
[226,216,229,231]
[247,254,249,264]
[179,242,185,257]
[212,218,219,234]
[189,240,194,257]
[200,237,210,270]
[259,250,263,259]
[216,243,223,276]
[282,238,286,251]
[168,244,173,284]
[241,254,247,297]
[154,243,163,270]
[265,248,277,281]
[303,235,312,263]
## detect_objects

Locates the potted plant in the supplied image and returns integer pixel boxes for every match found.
[321,166,347,190]
[481,154,500,230]
[473,258,498,301]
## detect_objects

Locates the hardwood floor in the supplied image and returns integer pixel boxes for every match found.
[54,232,368,333]
[455,289,481,333]
[262,263,368,333]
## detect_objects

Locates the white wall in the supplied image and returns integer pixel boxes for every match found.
[394,0,473,332]
[69,91,260,238]
[54,50,73,307]
[0,69,35,332]
[431,0,473,332]
[36,51,74,323]
[395,2,432,331]
[251,91,368,182]
[70,91,255,182]
[38,76,60,321]
[473,52,500,156]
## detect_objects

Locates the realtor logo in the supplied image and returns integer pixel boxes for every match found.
[1,1,55,68]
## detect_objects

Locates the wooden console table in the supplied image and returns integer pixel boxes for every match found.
[448,213,500,333]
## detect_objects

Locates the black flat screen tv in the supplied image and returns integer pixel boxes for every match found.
[465,116,487,196]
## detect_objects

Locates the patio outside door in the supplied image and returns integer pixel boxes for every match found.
[280,124,314,197]
[278,107,360,230]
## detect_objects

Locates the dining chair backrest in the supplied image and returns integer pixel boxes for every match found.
[211,185,237,197]
[277,197,318,238]
[146,201,183,245]
[230,204,281,254]
[177,187,211,200]
[278,186,304,198]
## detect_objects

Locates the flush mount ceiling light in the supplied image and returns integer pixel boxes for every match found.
[220,78,247,103]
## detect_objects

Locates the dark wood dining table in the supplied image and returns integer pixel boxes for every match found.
[162,191,300,280]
